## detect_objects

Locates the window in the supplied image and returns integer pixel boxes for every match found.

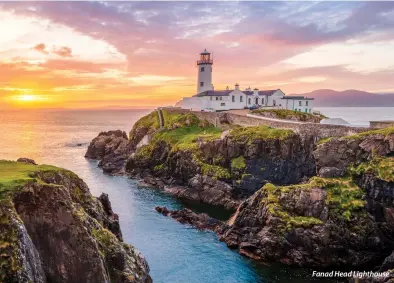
[248,98,251,104]
[219,96,222,101]
[305,109,308,113]
[255,97,259,105]
[299,101,302,106]
[240,96,243,102]
[306,101,308,106]
[200,82,204,87]
[232,95,235,102]
[216,97,219,101]
[221,103,225,106]
[262,98,264,104]
[273,100,276,106]
[210,97,212,101]
[201,67,205,72]
[309,109,311,113]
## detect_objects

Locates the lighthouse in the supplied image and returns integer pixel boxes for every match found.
[196,49,213,93]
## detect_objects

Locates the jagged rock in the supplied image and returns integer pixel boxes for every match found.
[99,193,123,241]
[0,161,151,283]
[85,130,131,174]
[315,130,394,178]
[155,206,224,232]
[163,175,239,210]
[17,157,37,165]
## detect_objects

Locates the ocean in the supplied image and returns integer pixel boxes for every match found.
[2,107,391,283]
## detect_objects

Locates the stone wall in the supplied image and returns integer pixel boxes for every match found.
[162,107,369,140]
[370,121,394,129]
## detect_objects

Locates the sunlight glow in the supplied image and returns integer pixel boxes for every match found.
[12,94,48,103]
[18,95,36,102]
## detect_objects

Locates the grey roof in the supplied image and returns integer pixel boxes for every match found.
[243,89,279,96]
[282,95,314,100]
[194,90,232,97]
[194,89,280,97]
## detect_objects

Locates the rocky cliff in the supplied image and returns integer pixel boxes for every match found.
[85,109,394,272]
[156,127,394,270]
[86,110,316,209]
[0,159,151,283]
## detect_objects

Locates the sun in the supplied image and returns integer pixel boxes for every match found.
[18,95,37,102]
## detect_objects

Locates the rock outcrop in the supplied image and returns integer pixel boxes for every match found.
[155,206,224,232]
[251,109,326,123]
[0,159,151,283]
[156,128,394,270]
[86,110,317,209]
[85,109,394,272]
[85,130,132,174]
[123,110,316,208]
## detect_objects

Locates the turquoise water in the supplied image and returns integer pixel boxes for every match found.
[0,109,356,283]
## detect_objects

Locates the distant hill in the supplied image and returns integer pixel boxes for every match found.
[291,89,394,107]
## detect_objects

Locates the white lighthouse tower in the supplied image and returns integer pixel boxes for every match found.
[196,49,213,94]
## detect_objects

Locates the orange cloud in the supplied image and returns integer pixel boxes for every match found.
[33,43,48,54]
[53,46,72,57]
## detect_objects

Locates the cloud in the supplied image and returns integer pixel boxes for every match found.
[53,46,72,57]
[1,1,394,109]
[282,40,394,74]
[33,43,48,54]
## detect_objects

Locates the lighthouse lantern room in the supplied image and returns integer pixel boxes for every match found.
[196,49,213,94]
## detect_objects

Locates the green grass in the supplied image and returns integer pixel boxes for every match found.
[129,111,160,139]
[0,160,66,199]
[231,156,246,170]
[344,127,394,140]
[193,154,231,179]
[161,110,207,129]
[251,109,326,121]
[152,125,222,151]
[229,125,293,143]
[261,176,365,226]
[317,137,333,145]
[350,156,394,182]
[261,183,323,231]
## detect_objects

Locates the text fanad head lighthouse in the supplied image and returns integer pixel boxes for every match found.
[196,49,213,94]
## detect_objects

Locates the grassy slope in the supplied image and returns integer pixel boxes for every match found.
[0,161,67,199]
[344,127,394,140]
[251,109,326,121]
[262,176,365,233]
[133,111,296,180]
[350,156,394,182]
[229,125,293,143]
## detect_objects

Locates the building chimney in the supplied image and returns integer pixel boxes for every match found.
[235,83,239,90]
[226,86,229,90]
[253,88,259,96]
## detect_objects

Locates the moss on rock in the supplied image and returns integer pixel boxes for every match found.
[231,156,246,170]
[0,160,73,200]
[344,126,394,140]
[261,175,365,227]
[251,109,326,122]
[129,111,160,139]
[350,156,394,182]
[229,125,293,144]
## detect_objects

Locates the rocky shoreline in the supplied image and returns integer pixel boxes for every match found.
[0,159,151,283]
[85,108,394,279]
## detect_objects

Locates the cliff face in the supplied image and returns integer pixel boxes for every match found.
[155,128,394,269]
[85,109,394,271]
[218,129,394,266]
[120,110,316,209]
[0,160,151,283]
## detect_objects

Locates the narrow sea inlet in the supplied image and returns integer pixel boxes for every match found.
[3,108,385,283]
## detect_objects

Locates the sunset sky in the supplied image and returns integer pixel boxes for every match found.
[1,1,394,109]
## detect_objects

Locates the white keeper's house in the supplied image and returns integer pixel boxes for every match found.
[175,49,314,112]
